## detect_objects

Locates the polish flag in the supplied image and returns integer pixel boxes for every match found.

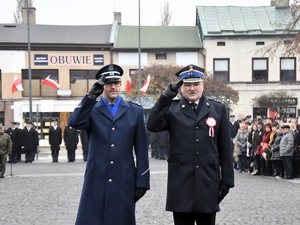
[11,76,23,93]
[126,75,132,93]
[41,75,60,89]
[140,74,151,95]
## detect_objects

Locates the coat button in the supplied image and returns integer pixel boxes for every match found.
[108,179,113,182]
[112,127,115,131]
[196,152,200,155]
[195,126,199,130]
[196,165,199,169]
[111,144,115,147]
[110,161,114,164]
[196,139,199,142]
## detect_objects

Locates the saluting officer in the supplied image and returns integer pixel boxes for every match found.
[68,64,150,225]
[147,64,234,225]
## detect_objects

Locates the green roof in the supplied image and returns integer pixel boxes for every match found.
[114,25,202,49]
[196,6,300,37]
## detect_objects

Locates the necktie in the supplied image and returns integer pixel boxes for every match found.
[190,102,197,115]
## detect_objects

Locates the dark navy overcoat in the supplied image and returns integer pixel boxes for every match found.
[147,95,234,213]
[68,95,150,225]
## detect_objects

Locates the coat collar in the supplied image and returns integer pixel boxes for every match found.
[180,96,210,122]
[95,97,129,121]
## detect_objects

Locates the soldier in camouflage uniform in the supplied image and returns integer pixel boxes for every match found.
[0,124,12,178]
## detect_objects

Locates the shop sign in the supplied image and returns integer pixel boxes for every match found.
[268,97,297,105]
[34,54,104,66]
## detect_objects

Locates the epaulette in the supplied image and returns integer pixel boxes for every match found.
[207,97,222,104]
[128,101,142,106]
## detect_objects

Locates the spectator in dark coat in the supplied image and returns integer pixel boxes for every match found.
[6,122,22,163]
[149,131,159,159]
[48,119,62,163]
[22,121,39,163]
[79,130,89,162]
[64,125,79,162]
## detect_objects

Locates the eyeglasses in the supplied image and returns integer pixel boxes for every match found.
[105,82,121,87]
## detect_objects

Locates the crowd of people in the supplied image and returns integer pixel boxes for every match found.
[0,120,90,178]
[230,115,300,179]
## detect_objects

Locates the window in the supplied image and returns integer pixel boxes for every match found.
[280,58,296,81]
[252,58,268,82]
[0,70,2,99]
[217,42,225,46]
[22,69,58,97]
[0,112,4,126]
[256,42,265,45]
[70,70,98,97]
[213,59,229,81]
[155,52,167,60]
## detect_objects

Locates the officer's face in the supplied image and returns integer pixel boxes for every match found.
[103,82,121,103]
[180,81,204,102]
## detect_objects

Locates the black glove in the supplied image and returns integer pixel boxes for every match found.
[218,185,230,204]
[134,187,147,203]
[163,79,183,99]
[87,74,106,99]
[87,82,104,99]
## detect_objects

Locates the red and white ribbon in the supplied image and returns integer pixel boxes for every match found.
[206,117,217,137]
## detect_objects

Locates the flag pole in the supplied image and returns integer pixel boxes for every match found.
[26,0,33,122]
[137,0,142,104]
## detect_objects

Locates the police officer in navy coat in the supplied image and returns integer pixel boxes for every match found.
[68,64,150,225]
[147,64,234,225]
[48,119,62,163]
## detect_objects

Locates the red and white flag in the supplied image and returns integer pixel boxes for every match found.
[11,76,23,93]
[140,74,151,95]
[126,75,132,93]
[41,75,60,89]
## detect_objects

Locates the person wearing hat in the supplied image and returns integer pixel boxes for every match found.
[68,64,150,225]
[0,124,12,178]
[22,121,39,163]
[63,124,79,162]
[48,119,62,163]
[6,122,22,163]
[279,124,294,179]
[147,64,234,225]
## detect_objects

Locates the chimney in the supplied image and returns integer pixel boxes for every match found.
[114,12,122,25]
[271,0,289,7]
[21,7,36,24]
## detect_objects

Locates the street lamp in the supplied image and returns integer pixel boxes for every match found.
[26,0,33,122]
[137,0,142,104]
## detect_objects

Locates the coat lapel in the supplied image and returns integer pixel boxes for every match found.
[95,100,114,121]
[113,99,129,121]
[95,98,129,122]
[197,97,210,122]
[180,98,197,119]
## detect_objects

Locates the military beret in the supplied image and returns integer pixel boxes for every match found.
[95,64,123,83]
[175,64,205,83]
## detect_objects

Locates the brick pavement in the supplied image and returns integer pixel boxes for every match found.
[0,152,299,225]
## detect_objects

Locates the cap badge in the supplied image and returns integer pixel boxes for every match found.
[206,117,217,137]
[182,104,186,108]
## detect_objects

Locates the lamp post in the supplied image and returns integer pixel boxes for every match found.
[26,0,33,122]
[137,0,142,104]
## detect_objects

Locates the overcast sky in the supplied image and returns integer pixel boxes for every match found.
[0,0,273,26]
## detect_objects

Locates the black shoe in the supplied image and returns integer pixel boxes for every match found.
[0,175,4,178]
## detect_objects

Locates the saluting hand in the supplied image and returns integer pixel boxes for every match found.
[163,79,183,99]
[87,73,107,99]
